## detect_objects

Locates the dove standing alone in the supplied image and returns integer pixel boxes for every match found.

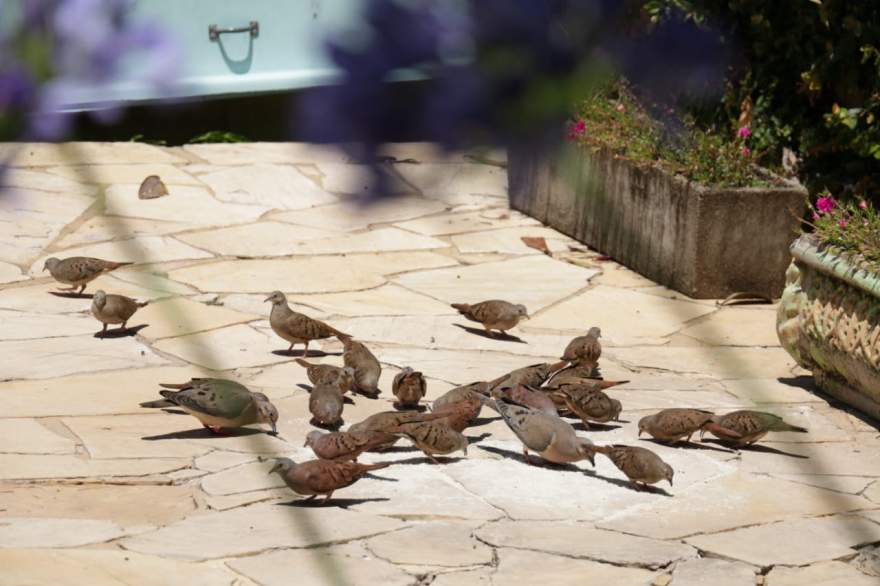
[595,445,673,490]
[43,256,132,294]
[342,337,382,397]
[265,291,348,355]
[269,457,390,503]
[389,420,469,463]
[392,367,427,410]
[90,290,148,335]
[295,359,355,393]
[494,400,596,466]
[140,378,278,434]
[706,410,808,446]
[309,381,345,429]
[492,384,558,416]
[551,385,622,427]
[639,409,741,444]
[451,299,529,335]
[561,327,602,370]
[304,429,391,461]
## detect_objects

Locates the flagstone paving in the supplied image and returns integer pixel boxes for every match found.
[0,141,878,585]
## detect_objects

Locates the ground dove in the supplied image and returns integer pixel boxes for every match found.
[90,290,148,336]
[140,378,278,434]
[295,358,355,393]
[432,394,489,432]
[304,429,391,461]
[392,367,427,410]
[43,256,132,294]
[489,361,568,391]
[309,381,345,429]
[432,382,490,413]
[544,365,627,390]
[561,327,602,369]
[387,420,469,463]
[269,457,390,503]
[342,337,382,397]
[595,444,673,490]
[265,291,348,355]
[138,174,168,199]
[638,408,741,444]
[494,399,596,466]
[348,410,450,450]
[492,384,558,416]
[551,385,621,427]
[451,299,529,335]
[706,410,808,445]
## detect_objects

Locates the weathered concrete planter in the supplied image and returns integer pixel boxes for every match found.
[777,235,880,421]
[508,145,806,298]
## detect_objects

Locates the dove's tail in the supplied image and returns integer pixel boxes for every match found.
[451,303,470,314]
[140,398,175,408]
[334,331,352,343]
[294,358,314,368]
[359,461,391,473]
[136,300,149,308]
[771,421,808,433]
[159,381,191,390]
[598,379,630,389]
[107,261,134,270]
[701,421,742,440]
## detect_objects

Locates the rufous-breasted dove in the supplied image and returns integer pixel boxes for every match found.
[43,256,132,294]
[269,457,390,503]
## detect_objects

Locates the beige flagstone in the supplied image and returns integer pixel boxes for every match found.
[0,142,184,166]
[272,196,449,232]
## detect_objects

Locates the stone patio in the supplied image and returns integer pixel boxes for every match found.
[1,142,879,586]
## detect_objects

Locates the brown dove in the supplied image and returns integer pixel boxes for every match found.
[309,381,345,429]
[561,327,602,369]
[638,409,742,444]
[295,358,355,393]
[265,291,348,355]
[392,367,427,410]
[595,444,673,490]
[451,299,529,335]
[138,175,168,199]
[43,256,132,294]
[432,382,491,414]
[387,420,469,463]
[304,429,391,461]
[492,384,558,416]
[342,337,382,397]
[432,394,491,432]
[705,410,808,446]
[347,410,449,450]
[90,290,148,335]
[269,457,390,503]
[139,378,278,434]
[551,385,621,428]
[489,361,568,391]
[544,365,628,390]
[494,399,596,466]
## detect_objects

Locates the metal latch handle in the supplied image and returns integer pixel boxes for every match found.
[209,21,259,42]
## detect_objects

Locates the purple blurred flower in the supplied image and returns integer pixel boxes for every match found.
[566,119,586,141]
[737,126,751,138]
[816,196,836,213]
[859,200,869,210]
[740,146,751,157]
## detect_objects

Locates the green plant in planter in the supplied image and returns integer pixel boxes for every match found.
[805,192,880,266]
[570,81,776,188]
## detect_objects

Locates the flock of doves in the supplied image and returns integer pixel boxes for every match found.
[43,254,809,503]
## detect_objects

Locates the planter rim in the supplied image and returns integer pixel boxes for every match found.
[577,145,805,194]
[791,234,880,299]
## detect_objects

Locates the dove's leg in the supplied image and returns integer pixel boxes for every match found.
[78,284,86,294]
[320,492,334,504]
[305,495,318,502]
[303,341,310,356]
[100,323,107,337]
[288,342,295,352]
[630,480,643,491]
[522,447,534,465]
[427,453,442,465]
[121,320,128,331]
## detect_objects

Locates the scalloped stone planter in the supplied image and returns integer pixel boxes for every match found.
[777,235,880,420]
[508,145,806,298]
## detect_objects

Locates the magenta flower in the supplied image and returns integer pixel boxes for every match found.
[566,119,586,141]
[740,146,751,157]
[859,200,868,210]
[812,212,820,221]
[816,196,836,213]
[737,126,751,139]
[838,219,848,228]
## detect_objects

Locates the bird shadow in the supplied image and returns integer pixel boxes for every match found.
[393,403,428,412]
[141,427,267,441]
[702,439,810,458]
[453,324,526,344]
[640,438,737,454]
[372,445,420,454]
[49,291,93,299]
[573,421,621,432]
[94,324,148,339]
[272,349,337,358]
[363,473,398,483]
[469,416,502,428]
[393,455,466,466]
[580,468,674,496]
[466,432,492,443]
[477,445,581,471]
[277,497,390,509]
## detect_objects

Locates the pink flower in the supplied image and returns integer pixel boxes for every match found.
[741,147,751,157]
[737,126,752,139]
[838,219,848,228]
[859,200,868,210]
[566,119,586,141]
[816,196,836,213]
[812,212,820,221]
[615,103,626,113]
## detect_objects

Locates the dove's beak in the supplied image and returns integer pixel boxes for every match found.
[588,453,595,466]
[638,429,643,437]
[270,421,277,435]
[268,462,281,475]
[668,478,673,487]
[302,438,308,447]
[264,295,273,302]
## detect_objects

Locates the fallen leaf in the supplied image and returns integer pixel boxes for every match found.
[521,236,550,255]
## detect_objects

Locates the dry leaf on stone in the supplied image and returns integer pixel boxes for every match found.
[138,175,169,199]
[521,236,550,255]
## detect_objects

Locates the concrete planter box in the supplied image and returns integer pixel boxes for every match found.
[508,145,806,298]
[777,235,880,421]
